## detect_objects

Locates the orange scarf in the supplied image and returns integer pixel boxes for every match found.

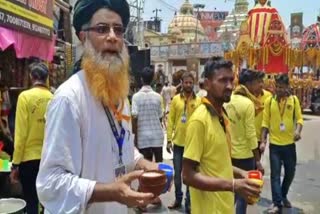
[109,100,131,123]
[234,85,264,116]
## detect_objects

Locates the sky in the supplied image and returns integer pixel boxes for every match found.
[143,0,319,33]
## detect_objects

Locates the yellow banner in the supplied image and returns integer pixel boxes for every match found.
[0,0,53,28]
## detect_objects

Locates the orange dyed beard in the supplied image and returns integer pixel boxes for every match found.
[81,40,130,107]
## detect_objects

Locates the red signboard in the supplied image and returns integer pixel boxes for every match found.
[195,11,228,41]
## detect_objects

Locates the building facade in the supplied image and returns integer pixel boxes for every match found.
[144,0,224,85]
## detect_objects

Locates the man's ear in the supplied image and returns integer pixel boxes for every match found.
[204,78,210,91]
[79,31,86,43]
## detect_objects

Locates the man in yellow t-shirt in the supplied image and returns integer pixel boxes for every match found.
[166,71,201,212]
[183,57,261,214]
[225,69,265,214]
[255,89,272,154]
[261,74,303,214]
[10,63,53,214]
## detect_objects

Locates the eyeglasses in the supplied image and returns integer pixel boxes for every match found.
[83,24,125,37]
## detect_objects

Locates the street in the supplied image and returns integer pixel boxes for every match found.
[130,113,320,214]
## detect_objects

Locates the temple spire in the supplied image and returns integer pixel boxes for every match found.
[235,0,249,14]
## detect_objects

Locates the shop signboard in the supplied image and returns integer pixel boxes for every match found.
[159,46,169,57]
[151,46,159,57]
[169,44,178,56]
[0,0,54,40]
[150,42,224,59]
[177,44,189,57]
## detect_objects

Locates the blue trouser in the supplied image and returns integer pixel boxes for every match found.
[270,143,297,207]
[173,145,190,210]
[232,157,256,214]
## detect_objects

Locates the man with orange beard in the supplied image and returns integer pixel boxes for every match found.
[36,0,160,213]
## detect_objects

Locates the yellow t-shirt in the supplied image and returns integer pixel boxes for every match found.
[262,95,304,146]
[184,104,234,214]
[225,94,258,159]
[13,87,53,164]
[255,90,272,141]
[167,93,201,147]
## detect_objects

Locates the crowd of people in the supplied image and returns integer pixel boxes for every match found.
[0,0,304,214]
[125,55,303,214]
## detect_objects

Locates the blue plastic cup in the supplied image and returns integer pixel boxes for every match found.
[158,163,174,193]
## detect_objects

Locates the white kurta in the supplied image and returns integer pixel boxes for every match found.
[36,70,143,214]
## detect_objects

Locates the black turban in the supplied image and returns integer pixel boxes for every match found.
[73,0,130,36]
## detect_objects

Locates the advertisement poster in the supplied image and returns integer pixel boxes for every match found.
[195,11,228,41]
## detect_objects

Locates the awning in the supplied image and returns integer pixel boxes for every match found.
[0,27,55,61]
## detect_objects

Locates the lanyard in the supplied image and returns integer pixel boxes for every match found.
[275,97,287,122]
[183,93,192,116]
[183,99,187,116]
[103,105,125,164]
